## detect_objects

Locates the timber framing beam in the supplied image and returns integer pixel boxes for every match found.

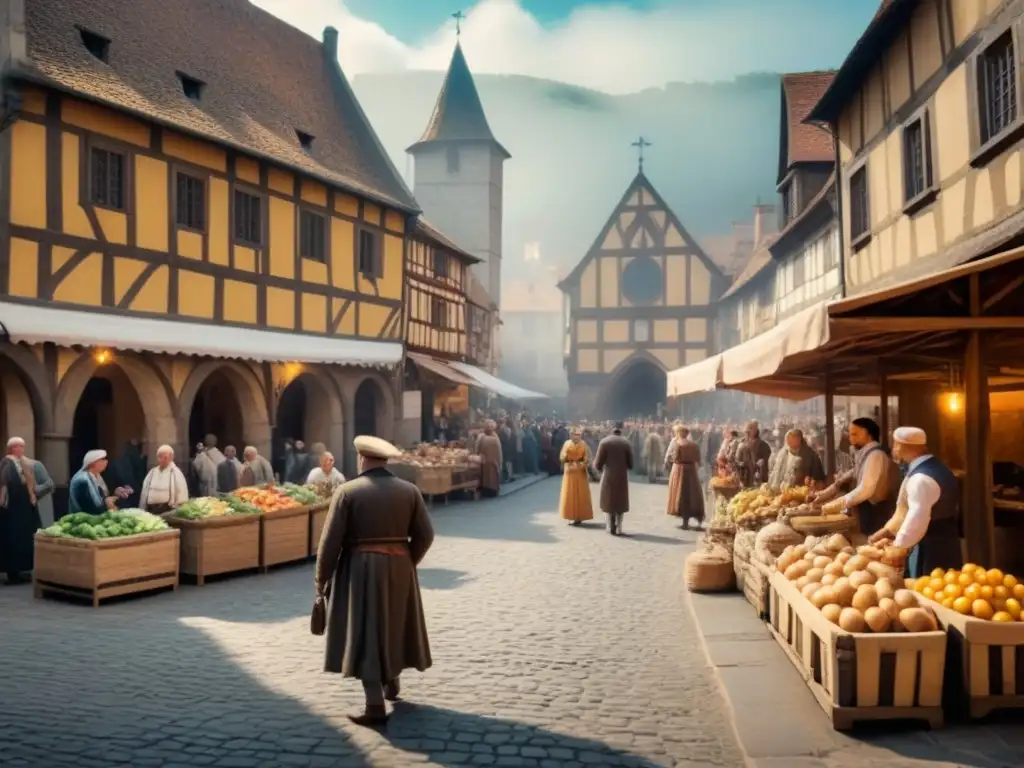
[832,316,1024,333]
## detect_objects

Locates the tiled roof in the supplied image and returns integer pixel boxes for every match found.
[769,173,836,255]
[720,234,780,300]
[407,42,509,158]
[779,71,836,178]
[467,272,496,310]
[415,219,481,264]
[17,0,417,211]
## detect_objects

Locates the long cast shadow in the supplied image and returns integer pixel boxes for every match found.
[417,567,473,591]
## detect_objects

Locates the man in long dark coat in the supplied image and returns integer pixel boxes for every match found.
[315,435,434,726]
[594,422,634,536]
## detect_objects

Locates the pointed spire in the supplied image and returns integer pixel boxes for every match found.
[407,42,510,158]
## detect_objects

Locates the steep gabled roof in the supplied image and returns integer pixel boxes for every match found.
[807,0,917,124]
[415,218,481,264]
[720,235,780,300]
[558,170,724,290]
[407,42,510,158]
[777,71,836,183]
[15,0,417,211]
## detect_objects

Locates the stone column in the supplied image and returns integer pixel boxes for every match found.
[37,432,71,518]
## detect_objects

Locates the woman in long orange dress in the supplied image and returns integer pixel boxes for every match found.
[559,428,594,526]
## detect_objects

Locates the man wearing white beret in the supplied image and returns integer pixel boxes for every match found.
[869,426,961,578]
[314,435,434,726]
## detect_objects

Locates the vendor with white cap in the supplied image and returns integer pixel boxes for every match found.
[869,426,961,579]
[68,450,119,515]
[314,435,434,727]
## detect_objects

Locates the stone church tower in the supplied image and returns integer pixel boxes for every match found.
[407,41,509,309]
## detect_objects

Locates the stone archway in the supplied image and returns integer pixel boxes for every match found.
[177,361,271,460]
[354,378,385,437]
[599,354,668,420]
[274,369,345,458]
[55,352,177,480]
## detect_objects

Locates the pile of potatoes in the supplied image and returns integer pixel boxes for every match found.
[777,534,939,634]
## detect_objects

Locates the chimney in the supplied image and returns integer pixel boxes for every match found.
[752,203,776,246]
[322,26,339,62]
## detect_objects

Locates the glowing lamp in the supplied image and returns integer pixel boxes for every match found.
[94,349,111,365]
[946,392,962,413]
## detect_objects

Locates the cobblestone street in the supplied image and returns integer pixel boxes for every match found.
[1,479,743,768]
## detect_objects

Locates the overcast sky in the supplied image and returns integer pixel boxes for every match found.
[252,0,880,93]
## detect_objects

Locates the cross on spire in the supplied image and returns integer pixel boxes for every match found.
[452,10,465,36]
[631,136,652,171]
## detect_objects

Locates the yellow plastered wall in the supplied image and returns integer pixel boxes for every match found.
[599,257,618,307]
[576,320,597,344]
[135,156,169,252]
[10,122,46,229]
[579,262,597,308]
[577,348,599,373]
[603,320,628,343]
[602,349,630,374]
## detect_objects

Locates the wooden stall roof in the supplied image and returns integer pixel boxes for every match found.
[668,246,1024,401]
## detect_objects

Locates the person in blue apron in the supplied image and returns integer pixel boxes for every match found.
[871,426,961,579]
[819,417,898,535]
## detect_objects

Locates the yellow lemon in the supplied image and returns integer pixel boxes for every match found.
[964,584,982,601]
[930,568,945,579]
[981,585,995,600]
[941,597,955,609]
[993,611,1014,623]
[1013,584,1024,600]
[957,572,974,587]
[943,583,963,599]
[1005,598,1022,619]
[986,569,1005,587]
[929,578,946,593]
[1003,574,1019,591]
[972,599,994,620]
[943,571,959,585]
[922,586,937,601]
[952,596,972,615]
[994,585,1009,600]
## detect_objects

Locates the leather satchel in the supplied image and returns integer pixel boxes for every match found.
[310,596,326,636]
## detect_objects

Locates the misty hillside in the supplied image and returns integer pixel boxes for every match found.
[352,71,782,280]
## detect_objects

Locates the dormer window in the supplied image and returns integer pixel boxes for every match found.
[79,28,110,63]
[297,130,315,152]
[177,72,204,102]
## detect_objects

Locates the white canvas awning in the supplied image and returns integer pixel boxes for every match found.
[447,361,550,401]
[666,353,722,396]
[718,300,832,398]
[0,302,402,365]
[407,352,476,386]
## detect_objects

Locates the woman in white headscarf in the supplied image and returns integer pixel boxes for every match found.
[69,450,118,515]
[139,445,189,514]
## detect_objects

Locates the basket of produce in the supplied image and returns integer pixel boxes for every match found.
[909,565,1024,719]
[685,537,735,593]
[769,538,946,730]
[165,497,263,585]
[754,519,804,559]
[34,511,180,606]
[710,475,741,500]
[729,485,813,531]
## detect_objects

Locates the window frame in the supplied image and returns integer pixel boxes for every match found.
[431,295,447,328]
[176,71,205,102]
[846,159,871,252]
[358,227,382,279]
[901,106,938,215]
[232,186,263,247]
[298,208,328,263]
[433,248,449,279]
[86,142,129,213]
[174,170,207,233]
[968,17,1024,168]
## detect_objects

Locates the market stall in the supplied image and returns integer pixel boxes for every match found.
[388,443,481,503]
[165,496,263,585]
[34,510,180,607]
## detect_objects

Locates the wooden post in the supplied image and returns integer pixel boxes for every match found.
[824,370,836,477]
[964,273,995,566]
[879,369,889,447]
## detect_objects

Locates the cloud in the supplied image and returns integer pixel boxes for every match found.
[251,0,870,94]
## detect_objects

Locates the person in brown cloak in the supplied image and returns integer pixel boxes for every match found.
[314,435,435,727]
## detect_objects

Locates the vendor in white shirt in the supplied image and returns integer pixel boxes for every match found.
[868,426,961,579]
[139,445,189,514]
[306,451,346,488]
[818,417,898,534]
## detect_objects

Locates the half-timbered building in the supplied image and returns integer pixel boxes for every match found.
[0,0,416,497]
[560,166,728,418]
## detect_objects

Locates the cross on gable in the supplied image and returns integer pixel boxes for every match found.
[631,136,651,171]
[452,10,465,36]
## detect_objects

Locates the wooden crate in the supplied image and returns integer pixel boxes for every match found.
[744,558,771,620]
[33,529,180,607]
[308,501,330,558]
[260,505,311,570]
[767,570,946,730]
[166,514,260,585]
[922,597,1024,719]
[417,466,453,497]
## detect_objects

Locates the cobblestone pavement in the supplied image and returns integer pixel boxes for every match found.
[1,478,747,768]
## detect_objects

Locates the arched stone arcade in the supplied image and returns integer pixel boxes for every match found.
[598,354,669,420]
